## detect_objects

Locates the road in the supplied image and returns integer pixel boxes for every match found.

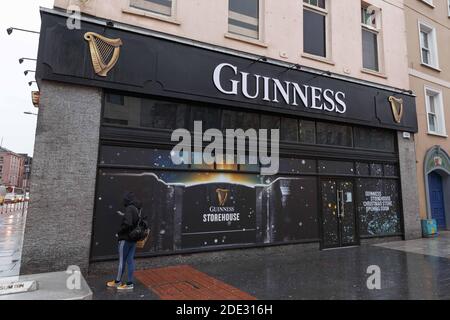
[0,202,27,278]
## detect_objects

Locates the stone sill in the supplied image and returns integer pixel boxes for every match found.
[224,33,268,48]
[421,63,442,73]
[301,53,335,66]
[427,132,448,138]
[361,68,388,79]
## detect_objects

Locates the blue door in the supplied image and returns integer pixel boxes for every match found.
[428,172,446,228]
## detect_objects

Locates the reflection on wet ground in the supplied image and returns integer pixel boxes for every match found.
[0,203,27,278]
[90,232,450,300]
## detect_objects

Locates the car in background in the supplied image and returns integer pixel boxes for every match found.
[4,186,25,203]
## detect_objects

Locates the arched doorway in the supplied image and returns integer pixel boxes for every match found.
[424,146,450,230]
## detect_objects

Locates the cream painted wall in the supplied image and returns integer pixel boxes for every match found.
[404,0,450,220]
[54,0,410,90]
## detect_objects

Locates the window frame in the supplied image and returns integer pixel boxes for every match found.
[361,3,384,73]
[302,0,330,59]
[420,0,434,8]
[227,0,264,41]
[424,86,446,136]
[418,21,440,70]
[128,0,176,18]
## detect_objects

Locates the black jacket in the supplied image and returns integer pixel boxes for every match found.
[118,192,140,242]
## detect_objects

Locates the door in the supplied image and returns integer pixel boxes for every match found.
[428,172,446,229]
[321,179,358,249]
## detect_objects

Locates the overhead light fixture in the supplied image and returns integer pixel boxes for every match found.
[28,81,37,86]
[19,58,37,64]
[6,27,39,35]
[24,70,36,76]
[247,56,268,68]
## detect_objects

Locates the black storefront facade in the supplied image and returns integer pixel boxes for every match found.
[21,9,421,273]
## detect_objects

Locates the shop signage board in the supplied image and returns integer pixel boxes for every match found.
[37,11,417,133]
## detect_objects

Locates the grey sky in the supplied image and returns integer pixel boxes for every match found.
[0,0,54,156]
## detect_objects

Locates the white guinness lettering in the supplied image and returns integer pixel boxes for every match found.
[213,63,347,114]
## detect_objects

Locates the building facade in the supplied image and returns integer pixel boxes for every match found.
[405,0,450,230]
[0,147,28,188]
[21,0,421,274]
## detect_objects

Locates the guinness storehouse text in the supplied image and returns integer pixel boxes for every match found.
[213,63,347,114]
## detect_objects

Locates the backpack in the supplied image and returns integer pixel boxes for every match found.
[129,208,149,242]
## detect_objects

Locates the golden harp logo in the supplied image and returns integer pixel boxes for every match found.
[84,32,123,77]
[388,96,404,124]
[216,189,230,206]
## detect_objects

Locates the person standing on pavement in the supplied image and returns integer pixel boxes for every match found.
[107,192,141,290]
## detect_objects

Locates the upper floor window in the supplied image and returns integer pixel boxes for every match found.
[361,3,381,72]
[419,22,439,69]
[130,0,173,16]
[425,86,446,136]
[303,0,327,57]
[304,0,325,9]
[228,0,260,40]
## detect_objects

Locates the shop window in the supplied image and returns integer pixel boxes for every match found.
[353,127,395,152]
[318,160,354,175]
[140,100,185,130]
[279,158,316,174]
[316,122,353,147]
[419,22,439,69]
[228,0,260,40]
[299,120,316,144]
[384,164,398,177]
[130,0,173,16]
[356,162,370,176]
[103,94,131,126]
[103,94,187,130]
[361,3,381,72]
[189,105,221,131]
[268,177,319,242]
[261,114,280,130]
[221,109,237,132]
[370,163,383,177]
[106,93,124,105]
[425,87,446,136]
[356,178,401,236]
[237,111,261,130]
[99,146,189,169]
[303,0,327,57]
[280,117,299,142]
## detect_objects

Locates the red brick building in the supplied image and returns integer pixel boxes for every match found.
[0,147,31,189]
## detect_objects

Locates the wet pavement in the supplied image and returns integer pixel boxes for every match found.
[0,203,27,278]
[375,232,450,258]
[2,205,450,300]
[89,232,450,300]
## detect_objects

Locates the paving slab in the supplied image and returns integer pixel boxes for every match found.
[0,271,92,300]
